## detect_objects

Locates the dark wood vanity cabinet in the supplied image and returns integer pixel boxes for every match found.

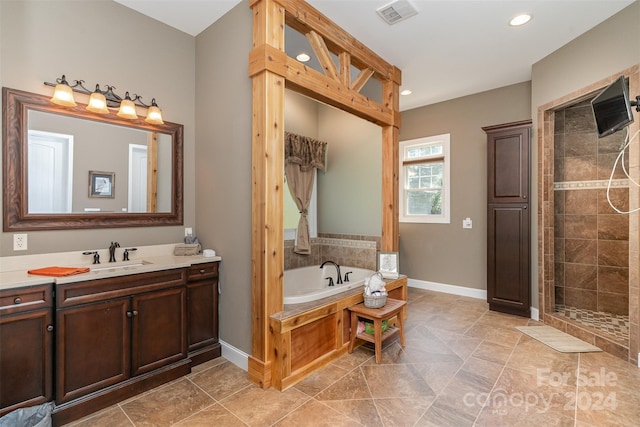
[0,284,53,417]
[53,269,190,424]
[484,121,532,318]
[55,287,187,403]
[186,262,221,365]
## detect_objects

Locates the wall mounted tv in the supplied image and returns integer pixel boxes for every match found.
[591,75,634,138]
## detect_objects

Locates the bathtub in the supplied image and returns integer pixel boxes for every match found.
[284,265,374,304]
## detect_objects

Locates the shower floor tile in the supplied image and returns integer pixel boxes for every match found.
[555,304,629,342]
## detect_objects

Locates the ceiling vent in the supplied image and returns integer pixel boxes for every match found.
[376,0,418,25]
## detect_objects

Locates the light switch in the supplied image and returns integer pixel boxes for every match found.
[463,218,472,229]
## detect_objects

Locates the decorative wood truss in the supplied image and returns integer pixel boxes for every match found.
[248,0,401,389]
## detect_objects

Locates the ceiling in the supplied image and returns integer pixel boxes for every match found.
[114,0,635,111]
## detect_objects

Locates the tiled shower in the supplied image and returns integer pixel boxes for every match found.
[539,65,639,363]
[553,100,630,342]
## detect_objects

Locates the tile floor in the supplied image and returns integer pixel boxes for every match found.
[65,288,640,426]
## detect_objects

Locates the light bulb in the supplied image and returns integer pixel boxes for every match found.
[86,91,109,114]
[50,83,77,107]
[117,98,138,119]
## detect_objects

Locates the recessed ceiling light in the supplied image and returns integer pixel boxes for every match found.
[296,52,310,62]
[509,13,532,27]
[400,89,412,96]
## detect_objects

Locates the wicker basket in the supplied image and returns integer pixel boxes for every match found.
[364,293,387,308]
[363,272,387,308]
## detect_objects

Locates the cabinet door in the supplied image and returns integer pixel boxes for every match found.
[487,204,530,317]
[187,279,218,351]
[56,299,130,403]
[0,308,52,415]
[487,126,530,203]
[131,287,187,376]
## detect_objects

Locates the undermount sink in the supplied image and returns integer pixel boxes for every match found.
[91,260,152,272]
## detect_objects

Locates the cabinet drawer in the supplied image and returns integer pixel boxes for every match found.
[56,269,186,308]
[0,284,53,315]
[187,262,218,281]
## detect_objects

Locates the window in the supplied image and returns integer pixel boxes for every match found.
[399,134,450,223]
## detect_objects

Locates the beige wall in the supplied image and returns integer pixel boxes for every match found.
[317,104,382,236]
[194,1,253,354]
[0,0,195,255]
[530,1,640,309]
[399,81,532,290]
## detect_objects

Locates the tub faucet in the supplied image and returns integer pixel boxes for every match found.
[108,241,120,263]
[320,260,342,284]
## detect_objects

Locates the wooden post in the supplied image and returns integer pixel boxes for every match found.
[249,0,401,388]
[248,0,285,389]
[146,132,158,212]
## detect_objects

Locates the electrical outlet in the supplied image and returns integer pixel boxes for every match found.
[13,233,28,251]
[463,218,473,229]
[184,227,193,237]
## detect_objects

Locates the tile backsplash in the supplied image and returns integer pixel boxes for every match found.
[284,233,380,271]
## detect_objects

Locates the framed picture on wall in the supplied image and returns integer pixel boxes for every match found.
[89,171,115,198]
[378,251,399,279]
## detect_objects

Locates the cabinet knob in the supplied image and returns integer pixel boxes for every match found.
[13,297,22,304]
[126,311,133,318]
[47,325,54,332]
[524,205,528,210]
[199,269,205,274]
[133,310,139,316]
[523,195,527,199]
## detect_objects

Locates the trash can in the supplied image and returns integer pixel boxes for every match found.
[0,402,53,427]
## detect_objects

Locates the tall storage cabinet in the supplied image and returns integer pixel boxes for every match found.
[484,120,532,318]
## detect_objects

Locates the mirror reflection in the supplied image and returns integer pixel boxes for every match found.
[27,110,173,214]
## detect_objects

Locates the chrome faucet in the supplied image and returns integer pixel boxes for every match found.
[108,241,120,263]
[320,260,342,285]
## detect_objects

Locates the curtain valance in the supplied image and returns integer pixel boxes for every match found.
[285,132,327,172]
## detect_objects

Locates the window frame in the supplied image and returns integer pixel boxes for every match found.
[399,134,451,224]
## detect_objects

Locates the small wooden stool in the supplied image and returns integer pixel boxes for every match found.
[348,298,406,363]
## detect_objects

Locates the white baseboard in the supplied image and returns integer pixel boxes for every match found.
[530,307,539,321]
[220,340,248,371]
[408,278,539,322]
[408,278,487,300]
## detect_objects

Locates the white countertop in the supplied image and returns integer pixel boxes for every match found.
[0,244,221,291]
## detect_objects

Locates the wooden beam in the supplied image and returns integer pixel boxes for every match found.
[350,67,374,93]
[381,75,400,251]
[338,52,351,87]
[381,125,399,252]
[305,30,339,81]
[249,0,285,390]
[146,132,158,213]
[250,0,402,390]
[281,0,394,82]
[249,44,395,126]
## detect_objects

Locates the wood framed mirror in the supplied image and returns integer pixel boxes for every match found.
[2,87,183,231]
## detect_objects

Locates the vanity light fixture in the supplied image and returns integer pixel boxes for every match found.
[50,75,77,107]
[45,74,164,124]
[86,85,109,114]
[145,100,164,125]
[117,92,138,120]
